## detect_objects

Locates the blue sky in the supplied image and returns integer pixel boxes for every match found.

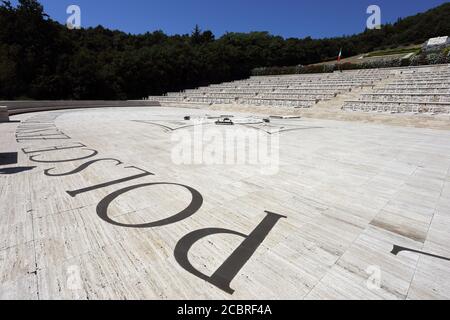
[10,0,450,38]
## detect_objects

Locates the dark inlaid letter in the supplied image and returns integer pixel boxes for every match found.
[29,149,98,163]
[67,166,154,197]
[45,158,123,177]
[22,143,86,155]
[96,182,203,228]
[391,245,450,262]
[174,211,286,294]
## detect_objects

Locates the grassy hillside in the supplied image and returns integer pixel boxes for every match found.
[366,46,422,58]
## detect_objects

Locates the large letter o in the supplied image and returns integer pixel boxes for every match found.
[96,183,203,228]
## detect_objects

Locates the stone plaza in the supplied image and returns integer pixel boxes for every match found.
[1,95,450,299]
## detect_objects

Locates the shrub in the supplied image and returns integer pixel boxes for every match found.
[427,53,441,64]
[323,64,336,73]
[443,47,450,57]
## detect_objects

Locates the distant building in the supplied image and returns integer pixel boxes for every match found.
[423,36,450,52]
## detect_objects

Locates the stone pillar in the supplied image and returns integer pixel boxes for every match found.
[0,106,9,122]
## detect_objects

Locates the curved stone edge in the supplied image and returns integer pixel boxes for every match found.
[0,106,9,122]
[1,100,161,116]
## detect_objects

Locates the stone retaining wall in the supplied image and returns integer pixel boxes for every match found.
[1,100,161,116]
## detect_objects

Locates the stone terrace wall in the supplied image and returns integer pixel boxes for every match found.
[1,100,161,116]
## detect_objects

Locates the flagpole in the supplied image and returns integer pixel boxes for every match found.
[337,48,342,72]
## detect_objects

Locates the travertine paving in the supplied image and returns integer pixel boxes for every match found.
[1,107,450,300]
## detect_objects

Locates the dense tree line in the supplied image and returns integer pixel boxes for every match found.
[0,0,449,100]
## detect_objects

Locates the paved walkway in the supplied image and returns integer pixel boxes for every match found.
[1,107,449,299]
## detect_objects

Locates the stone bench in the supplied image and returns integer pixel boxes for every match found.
[361,93,450,103]
[375,88,450,94]
[343,100,450,114]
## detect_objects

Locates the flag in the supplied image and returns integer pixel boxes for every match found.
[337,48,342,62]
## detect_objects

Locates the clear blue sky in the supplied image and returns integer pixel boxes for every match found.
[11,0,450,38]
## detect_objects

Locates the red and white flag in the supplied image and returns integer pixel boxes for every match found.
[337,48,342,62]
